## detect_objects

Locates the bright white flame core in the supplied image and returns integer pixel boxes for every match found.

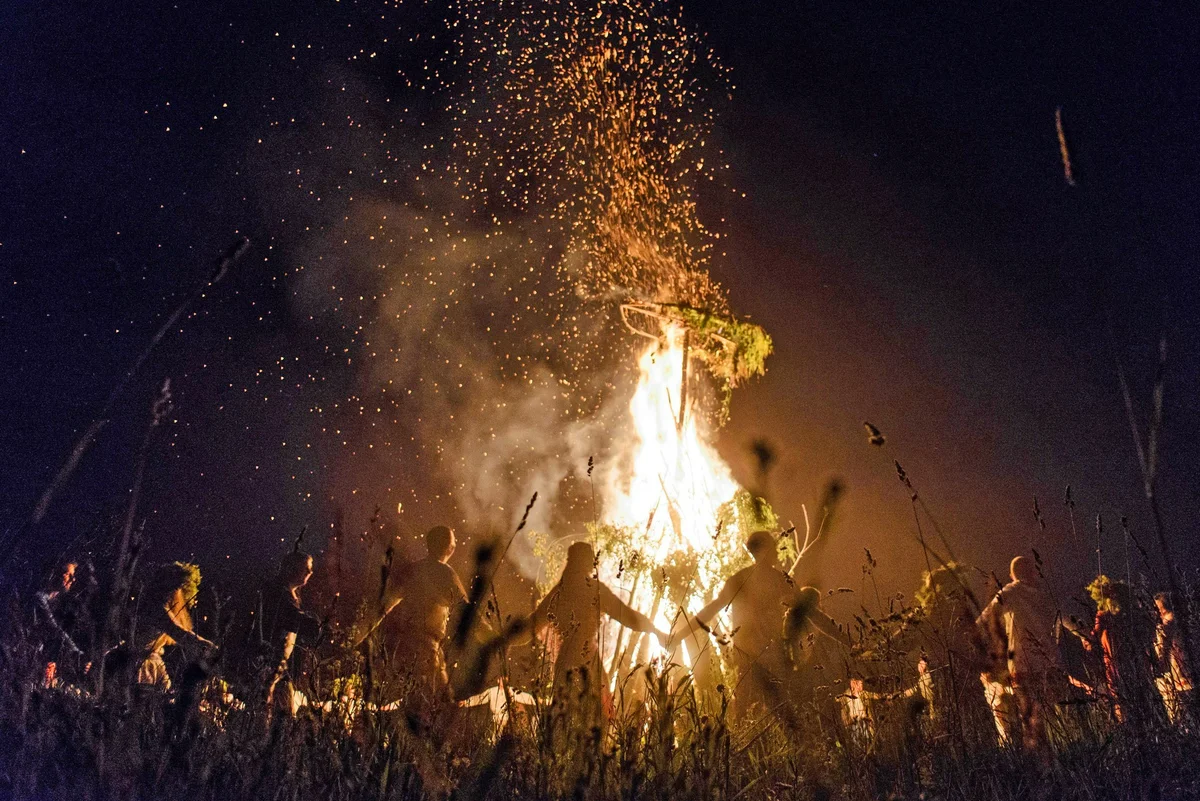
[601,328,742,673]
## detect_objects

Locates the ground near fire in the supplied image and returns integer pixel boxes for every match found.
[3,0,1200,799]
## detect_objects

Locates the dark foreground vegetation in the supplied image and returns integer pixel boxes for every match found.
[2,532,1198,801]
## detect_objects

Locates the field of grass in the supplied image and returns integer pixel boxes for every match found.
[2,554,1197,801]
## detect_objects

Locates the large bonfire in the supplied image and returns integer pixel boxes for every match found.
[438,0,776,683]
[592,304,773,682]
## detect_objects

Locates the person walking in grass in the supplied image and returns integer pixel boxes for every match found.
[1154,592,1194,726]
[867,563,994,743]
[1065,575,1157,725]
[974,571,1018,744]
[526,541,667,727]
[976,556,1064,752]
[133,562,215,691]
[680,530,842,721]
[261,551,321,718]
[368,525,469,720]
[33,560,88,686]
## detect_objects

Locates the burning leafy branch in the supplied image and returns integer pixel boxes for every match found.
[621,301,772,425]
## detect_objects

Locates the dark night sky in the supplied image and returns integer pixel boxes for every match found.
[2,0,1198,612]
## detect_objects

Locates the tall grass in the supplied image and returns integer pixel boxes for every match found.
[2,542,1198,801]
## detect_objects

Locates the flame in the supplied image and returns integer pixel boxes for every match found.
[600,326,743,674]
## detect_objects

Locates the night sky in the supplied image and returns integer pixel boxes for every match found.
[3,0,1198,612]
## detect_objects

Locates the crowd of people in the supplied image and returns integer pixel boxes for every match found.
[846,554,1195,756]
[20,524,1197,755]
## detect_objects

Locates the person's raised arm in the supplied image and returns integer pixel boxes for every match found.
[808,605,846,644]
[353,596,401,647]
[599,584,666,645]
[448,566,495,641]
[452,571,469,606]
[162,593,213,652]
[975,590,1001,632]
[510,587,556,647]
[694,573,743,629]
[598,584,653,631]
[35,591,81,655]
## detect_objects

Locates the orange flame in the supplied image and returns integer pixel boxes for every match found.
[601,326,742,673]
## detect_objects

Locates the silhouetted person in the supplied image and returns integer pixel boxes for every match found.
[528,541,666,725]
[372,525,469,717]
[874,563,992,743]
[33,561,85,685]
[976,555,1063,752]
[681,530,841,721]
[262,551,321,717]
[132,562,214,691]
[976,572,1016,744]
[1154,592,1193,725]
[1068,576,1156,724]
[839,675,877,745]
